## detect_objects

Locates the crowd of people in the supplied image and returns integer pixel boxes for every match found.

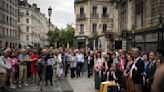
[0,47,163,92]
[93,48,163,92]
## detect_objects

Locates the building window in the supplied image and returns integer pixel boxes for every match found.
[26,26,29,32]
[9,29,12,36]
[92,6,97,15]
[6,28,8,36]
[26,18,29,23]
[103,24,107,32]
[80,24,84,34]
[6,16,8,25]
[102,6,107,15]
[26,11,29,16]
[6,42,8,47]
[10,17,12,26]
[92,23,97,33]
[120,2,127,31]
[26,35,29,41]
[135,0,144,28]
[6,4,8,12]
[80,7,84,15]
[18,17,20,22]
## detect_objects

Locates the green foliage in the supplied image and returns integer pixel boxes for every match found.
[47,24,75,47]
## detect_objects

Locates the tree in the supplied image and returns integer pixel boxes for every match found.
[47,24,75,48]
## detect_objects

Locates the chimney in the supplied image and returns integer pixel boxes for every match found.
[33,3,37,8]
[37,8,40,12]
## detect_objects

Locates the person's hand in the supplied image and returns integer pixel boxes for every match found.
[146,79,150,83]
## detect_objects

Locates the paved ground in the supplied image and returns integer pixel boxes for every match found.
[68,75,95,92]
[8,79,73,92]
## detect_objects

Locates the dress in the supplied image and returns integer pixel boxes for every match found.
[30,54,39,73]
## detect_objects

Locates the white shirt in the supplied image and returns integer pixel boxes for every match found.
[0,56,11,73]
[130,57,141,77]
[76,53,84,63]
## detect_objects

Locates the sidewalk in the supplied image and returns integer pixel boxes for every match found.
[67,74,95,92]
[8,79,73,92]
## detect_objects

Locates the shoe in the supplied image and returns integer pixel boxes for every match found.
[10,85,16,89]
[18,84,22,88]
[50,83,53,86]
[24,83,28,86]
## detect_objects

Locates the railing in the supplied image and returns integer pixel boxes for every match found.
[79,31,84,34]
[76,14,86,20]
[101,14,109,18]
[91,13,99,18]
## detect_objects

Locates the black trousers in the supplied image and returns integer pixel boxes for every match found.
[87,64,91,78]
[70,68,75,78]
[64,62,70,77]
[77,62,83,77]
[45,65,53,85]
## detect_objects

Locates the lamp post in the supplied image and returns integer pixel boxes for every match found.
[48,6,52,46]
[48,6,52,31]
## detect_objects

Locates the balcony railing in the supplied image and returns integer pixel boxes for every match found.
[79,31,84,34]
[74,0,88,4]
[91,13,99,18]
[76,14,86,20]
[101,14,109,18]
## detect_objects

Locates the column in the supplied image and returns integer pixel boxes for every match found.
[93,39,96,50]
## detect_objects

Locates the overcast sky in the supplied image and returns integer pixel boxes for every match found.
[28,0,75,28]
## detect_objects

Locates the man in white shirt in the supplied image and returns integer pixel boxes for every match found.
[76,51,84,78]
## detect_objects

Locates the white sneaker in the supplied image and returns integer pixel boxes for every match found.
[10,85,16,89]
[24,83,28,86]
[18,84,22,88]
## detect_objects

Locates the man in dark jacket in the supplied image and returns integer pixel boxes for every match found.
[131,47,144,92]
[86,51,94,78]
[145,52,157,92]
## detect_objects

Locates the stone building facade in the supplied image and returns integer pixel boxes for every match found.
[112,0,164,52]
[18,0,49,48]
[74,0,114,51]
[0,0,19,49]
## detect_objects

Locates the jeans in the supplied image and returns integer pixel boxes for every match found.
[77,62,83,77]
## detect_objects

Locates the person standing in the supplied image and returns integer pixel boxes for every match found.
[145,52,157,92]
[18,49,29,87]
[86,51,93,78]
[94,52,103,91]
[70,52,77,78]
[42,49,53,86]
[9,52,18,89]
[30,51,39,82]
[131,47,144,92]
[0,49,11,91]
[124,54,135,92]
[76,51,84,78]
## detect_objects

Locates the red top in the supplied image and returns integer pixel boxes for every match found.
[30,54,39,73]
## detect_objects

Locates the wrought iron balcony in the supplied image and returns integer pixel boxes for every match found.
[91,13,99,18]
[101,14,109,18]
[79,31,84,34]
[74,0,88,4]
[76,14,86,20]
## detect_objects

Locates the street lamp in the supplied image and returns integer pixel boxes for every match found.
[48,6,52,31]
[48,6,52,46]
